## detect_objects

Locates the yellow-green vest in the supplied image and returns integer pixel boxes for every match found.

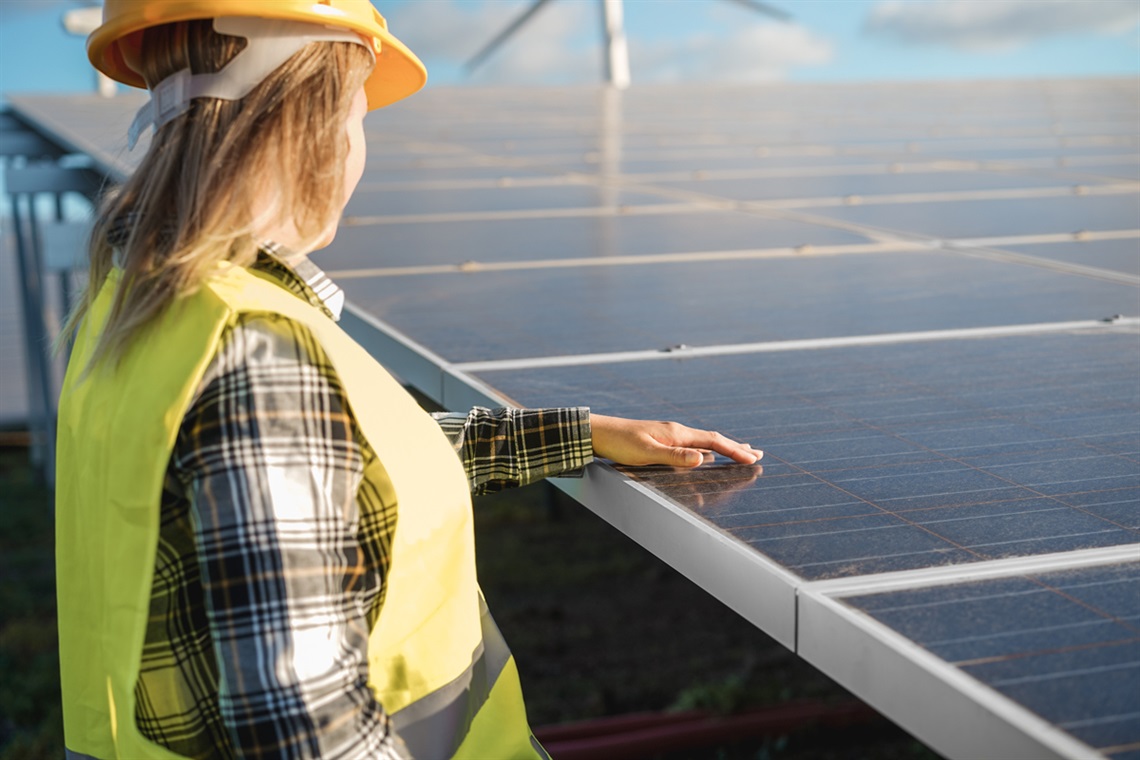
[56,263,547,759]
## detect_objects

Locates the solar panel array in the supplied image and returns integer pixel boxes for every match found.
[9,76,1139,760]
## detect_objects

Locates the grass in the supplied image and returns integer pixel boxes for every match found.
[0,444,941,759]
[0,446,63,760]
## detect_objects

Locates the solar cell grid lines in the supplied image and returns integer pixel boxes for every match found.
[7,75,1139,760]
[841,562,1140,760]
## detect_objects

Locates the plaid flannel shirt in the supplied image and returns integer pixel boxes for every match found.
[133,248,593,758]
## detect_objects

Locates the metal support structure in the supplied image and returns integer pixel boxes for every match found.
[3,164,103,485]
[1,115,65,474]
[8,192,54,478]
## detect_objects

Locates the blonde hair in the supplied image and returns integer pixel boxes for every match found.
[66,19,373,367]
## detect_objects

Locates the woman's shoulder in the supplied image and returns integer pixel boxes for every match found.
[177,312,343,429]
[206,311,335,383]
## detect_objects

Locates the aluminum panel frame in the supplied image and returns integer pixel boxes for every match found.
[556,465,800,649]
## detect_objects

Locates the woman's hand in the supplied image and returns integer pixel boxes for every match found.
[590,414,763,468]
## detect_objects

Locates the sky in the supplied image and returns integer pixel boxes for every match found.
[0,0,1138,102]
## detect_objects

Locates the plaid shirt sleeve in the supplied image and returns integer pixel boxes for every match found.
[432,407,594,495]
[170,312,411,760]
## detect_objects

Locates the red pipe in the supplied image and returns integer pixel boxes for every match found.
[534,700,877,760]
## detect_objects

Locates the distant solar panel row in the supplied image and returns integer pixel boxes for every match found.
[9,75,1138,760]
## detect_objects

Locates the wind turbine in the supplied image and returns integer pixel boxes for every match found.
[464,0,792,89]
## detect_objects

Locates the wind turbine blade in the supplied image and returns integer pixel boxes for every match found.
[464,0,557,73]
[721,0,792,23]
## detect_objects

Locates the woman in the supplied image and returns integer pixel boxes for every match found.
[55,2,763,758]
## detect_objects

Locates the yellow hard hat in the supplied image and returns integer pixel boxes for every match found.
[87,0,427,111]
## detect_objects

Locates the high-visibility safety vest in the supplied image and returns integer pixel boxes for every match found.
[56,263,548,760]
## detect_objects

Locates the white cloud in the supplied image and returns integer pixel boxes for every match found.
[632,23,834,83]
[865,0,1140,52]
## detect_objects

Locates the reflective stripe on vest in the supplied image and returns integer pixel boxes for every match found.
[56,264,543,759]
[394,594,509,758]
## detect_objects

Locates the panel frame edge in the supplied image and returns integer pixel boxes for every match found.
[554,466,800,650]
[796,587,1109,760]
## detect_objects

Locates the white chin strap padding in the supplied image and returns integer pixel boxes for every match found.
[127,16,373,150]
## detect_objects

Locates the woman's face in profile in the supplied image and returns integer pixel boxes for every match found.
[313,85,368,251]
[342,86,369,208]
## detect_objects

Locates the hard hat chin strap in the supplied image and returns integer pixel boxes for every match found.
[128,16,373,150]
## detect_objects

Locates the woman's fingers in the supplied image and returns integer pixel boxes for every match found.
[649,423,761,466]
[661,444,705,468]
[590,414,763,468]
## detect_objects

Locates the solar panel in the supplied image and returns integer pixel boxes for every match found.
[804,194,1140,239]
[334,252,1136,362]
[329,209,872,268]
[9,75,1139,760]
[996,239,1139,277]
[651,168,1077,200]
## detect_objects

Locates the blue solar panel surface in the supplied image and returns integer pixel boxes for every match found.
[845,562,1140,760]
[805,195,1140,239]
[329,210,873,267]
[336,252,1136,362]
